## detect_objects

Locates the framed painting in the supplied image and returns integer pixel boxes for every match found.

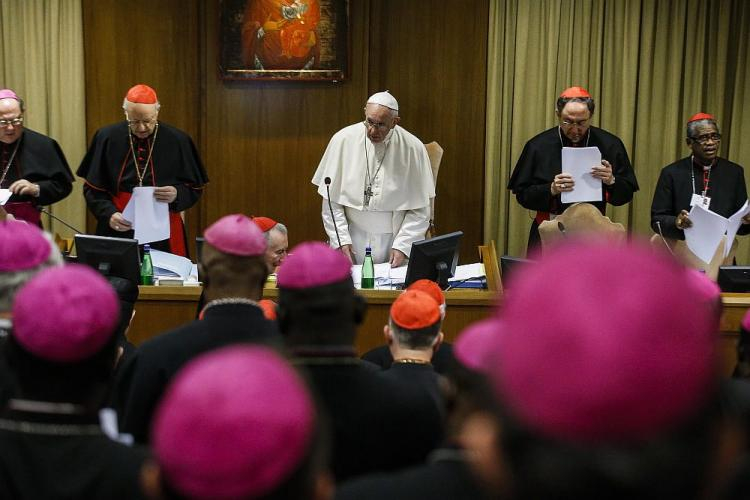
[219,0,350,81]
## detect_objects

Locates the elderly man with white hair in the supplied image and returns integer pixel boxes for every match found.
[312,91,434,267]
[77,84,209,256]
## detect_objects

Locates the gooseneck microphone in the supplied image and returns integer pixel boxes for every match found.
[655,220,675,256]
[37,206,84,234]
[324,177,343,251]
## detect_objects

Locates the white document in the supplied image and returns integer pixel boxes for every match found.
[725,200,750,257]
[150,249,194,280]
[560,147,603,204]
[685,203,728,264]
[121,187,170,245]
[0,189,11,205]
[351,262,405,289]
[451,263,486,281]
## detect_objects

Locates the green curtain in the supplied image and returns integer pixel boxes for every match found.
[486,0,750,259]
[0,0,86,237]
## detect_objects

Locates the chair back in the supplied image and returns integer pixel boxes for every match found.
[538,202,626,251]
[424,141,444,238]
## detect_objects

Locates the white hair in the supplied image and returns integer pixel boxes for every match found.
[0,232,63,313]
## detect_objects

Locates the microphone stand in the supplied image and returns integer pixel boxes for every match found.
[37,206,84,235]
[324,177,344,251]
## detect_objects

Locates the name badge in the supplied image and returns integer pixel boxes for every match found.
[690,193,711,208]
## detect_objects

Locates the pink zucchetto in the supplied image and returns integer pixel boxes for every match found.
[742,309,750,333]
[203,214,266,257]
[277,241,351,289]
[684,268,721,304]
[490,239,718,444]
[12,265,119,363]
[0,221,51,272]
[0,89,19,101]
[454,318,502,372]
[152,346,315,500]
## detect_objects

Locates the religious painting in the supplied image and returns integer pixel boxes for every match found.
[219,0,350,81]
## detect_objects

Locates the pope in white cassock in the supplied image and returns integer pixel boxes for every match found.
[312,91,435,267]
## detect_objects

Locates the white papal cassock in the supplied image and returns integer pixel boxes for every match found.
[312,122,435,265]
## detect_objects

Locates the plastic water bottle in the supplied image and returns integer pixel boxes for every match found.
[361,246,375,289]
[140,244,154,285]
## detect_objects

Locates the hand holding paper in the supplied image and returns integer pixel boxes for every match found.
[121,186,170,244]
[561,147,603,204]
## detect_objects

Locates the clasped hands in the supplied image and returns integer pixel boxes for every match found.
[550,160,615,196]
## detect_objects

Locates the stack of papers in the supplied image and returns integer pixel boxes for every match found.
[150,250,199,283]
[560,147,603,204]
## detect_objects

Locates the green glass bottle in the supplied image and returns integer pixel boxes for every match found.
[140,244,154,285]
[361,246,375,289]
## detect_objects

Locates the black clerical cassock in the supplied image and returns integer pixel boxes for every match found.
[508,126,639,249]
[77,122,208,256]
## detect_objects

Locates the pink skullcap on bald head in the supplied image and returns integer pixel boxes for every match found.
[0,89,19,101]
[0,222,51,272]
[153,345,315,499]
[204,214,266,257]
[12,265,119,363]
[491,239,718,443]
[277,241,351,289]
[454,318,502,372]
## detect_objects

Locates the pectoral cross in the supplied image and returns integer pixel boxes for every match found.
[364,185,373,207]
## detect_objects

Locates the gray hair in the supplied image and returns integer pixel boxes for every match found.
[0,233,63,313]
[388,318,441,350]
[122,99,161,112]
[263,222,288,241]
[556,96,595,115]
[687,118,719,139]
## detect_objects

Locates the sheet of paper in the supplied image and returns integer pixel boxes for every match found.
[560,147,603,204]
[685,203,728,264]
[0,189,11,205]
[725,199,750,257]
[351,262,405,289]
[450,263,486,281]
[122,186,170,244]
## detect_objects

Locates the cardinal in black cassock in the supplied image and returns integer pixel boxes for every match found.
[508,86,638,250]
[77,84,208,256]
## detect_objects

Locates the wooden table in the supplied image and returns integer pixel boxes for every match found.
[129,285,500,354]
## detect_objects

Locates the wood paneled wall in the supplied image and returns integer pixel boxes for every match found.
[83,0,488,261]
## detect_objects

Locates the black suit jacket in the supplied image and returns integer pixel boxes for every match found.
[114,303,281,443]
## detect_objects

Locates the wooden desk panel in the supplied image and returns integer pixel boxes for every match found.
[130,286,745,377]
[130,286,499,353]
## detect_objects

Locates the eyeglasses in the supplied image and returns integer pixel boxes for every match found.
[560,119,589,128]
[0,117,23,127]
[363,118,389,131]
[690,133,721,145]
[127,118,157,127]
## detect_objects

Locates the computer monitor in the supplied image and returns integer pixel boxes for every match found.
[74,234,141,285]
[718,266,750,292]
[404,231,463,290]
[500,255,532,285]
